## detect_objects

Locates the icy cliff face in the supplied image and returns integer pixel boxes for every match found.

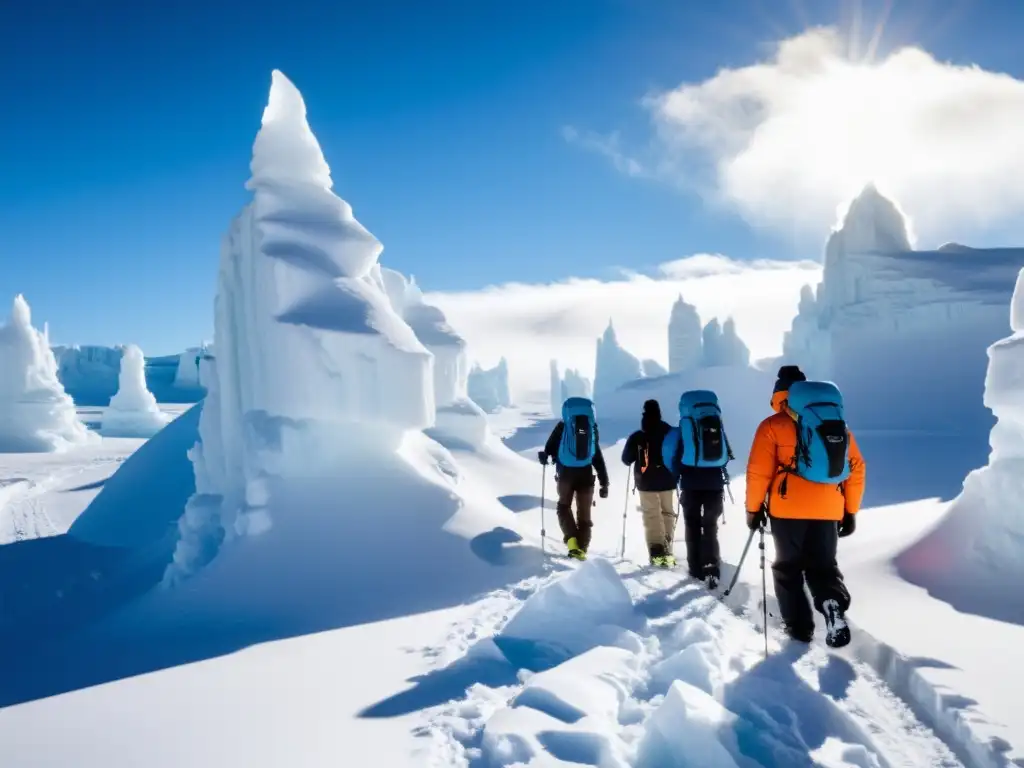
[668,295,702,374]
[641,358,668,378]
[594,321,643,399]
[468,358,512,413]
[780,183,1024,432]
[53,345,124,405]
[0,296,95,452]
[166,71,434,582]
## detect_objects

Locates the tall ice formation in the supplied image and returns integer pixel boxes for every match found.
[166,71,434,583]
[467,357,512,413]
[549,360,592,415]
[101,344,172,437]
[668,295,702,373]
[0,295,94,452]
[594,321,643,399]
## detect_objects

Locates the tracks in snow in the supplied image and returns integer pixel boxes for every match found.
[418,559,966,768]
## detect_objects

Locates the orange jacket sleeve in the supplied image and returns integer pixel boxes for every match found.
[745,418,777,513]
[843,430,866,514]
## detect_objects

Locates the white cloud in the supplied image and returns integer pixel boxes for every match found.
[588,27,1024,245]
[425,255,820,400]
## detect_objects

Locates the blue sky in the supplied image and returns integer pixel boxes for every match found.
[2,0,1023,355]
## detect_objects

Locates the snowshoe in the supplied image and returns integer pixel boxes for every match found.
[822,599,851,648]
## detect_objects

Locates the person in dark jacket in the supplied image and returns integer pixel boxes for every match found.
[539,419,609,560]
[621,400,678,567]
[677,455,727,585]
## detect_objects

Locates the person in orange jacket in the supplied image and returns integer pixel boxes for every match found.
[745,365,866,648]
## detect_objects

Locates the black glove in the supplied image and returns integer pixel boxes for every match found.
[746,506,766,531]
[599,486,609,499]
[838,511,856,538]
[538,451,548,466]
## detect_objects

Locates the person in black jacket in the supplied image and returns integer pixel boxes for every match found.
[675,445,727,586]
[621,400,678,567]
[538,420,609,560]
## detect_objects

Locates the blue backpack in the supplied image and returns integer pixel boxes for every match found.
[785,380,851,484]
[663,390,732,469]
[557,397,597,467]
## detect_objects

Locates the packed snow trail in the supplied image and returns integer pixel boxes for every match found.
[408,558,963,768]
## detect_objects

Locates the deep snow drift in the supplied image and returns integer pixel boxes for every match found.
[0,296,94,452]
[897,267,1024,622]
[100,344,171,438]
[468,357,513,413]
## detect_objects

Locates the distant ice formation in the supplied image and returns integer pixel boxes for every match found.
[101,344,172,437]
[668,295,702,373]
[468,358,512,412]
[0,295,95,452]
[594,321,643,399]
[549,360,593,415]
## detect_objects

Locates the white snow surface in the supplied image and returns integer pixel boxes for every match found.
[0,295,95,452]
[668,294,703,373]
[594,321,644,399]
[100,344,171,438]
[468,357,513,413]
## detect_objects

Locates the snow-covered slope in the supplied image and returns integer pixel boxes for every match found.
[100,344,171,438]
[468,357,512,413]
[0,296,95,452]
[594,321,643,399]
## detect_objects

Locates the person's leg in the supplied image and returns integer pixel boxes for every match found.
[699,489,724,579]
[803,519,851,646]
[574,481,595,552]
[639,491,667,560]
[680,489,704,578]
[658,490,677,553]
[769,516,814,640]
[555,476,579,546]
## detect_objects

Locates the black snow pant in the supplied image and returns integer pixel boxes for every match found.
[556,474,594,551]
[681,489,723,579]
[770,517,851,633]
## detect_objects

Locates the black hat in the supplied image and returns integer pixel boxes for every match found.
[642,399,661,418]
[773,365,806,393]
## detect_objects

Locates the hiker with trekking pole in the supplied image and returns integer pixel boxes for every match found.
[739,365,867,649]
[538,396,609,561]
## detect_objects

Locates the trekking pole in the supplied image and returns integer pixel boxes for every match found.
[722,525,757,597]
[620,465,631,558]
[540,463,547,555]
[759,523,768,658]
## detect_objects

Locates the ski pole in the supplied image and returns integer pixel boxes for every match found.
[540,462,548,554]
[723,525,757,597]
[759,523,768,658]
[620,465,631,558]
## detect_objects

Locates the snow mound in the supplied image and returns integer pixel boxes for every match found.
[0,295,95,452]
[468,358,513,413]
[668,294,703,373]
[594,321,643,399]
[100,344,171,438]
[165,69,437,582]
[494,559,645,666]
[898,267,1024,618]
